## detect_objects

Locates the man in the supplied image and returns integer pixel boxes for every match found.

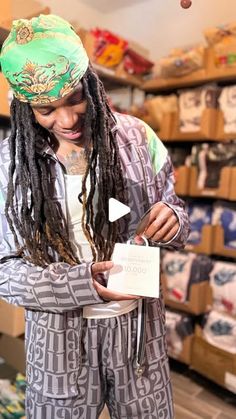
[0,14,189,418]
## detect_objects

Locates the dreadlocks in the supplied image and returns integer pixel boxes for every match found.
[5,65,128,267]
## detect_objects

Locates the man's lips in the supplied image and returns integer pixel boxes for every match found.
[56,129,82,140]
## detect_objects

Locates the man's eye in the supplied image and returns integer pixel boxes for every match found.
[40,109,53,116]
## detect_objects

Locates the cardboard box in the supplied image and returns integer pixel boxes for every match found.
[168,334,193,365]
[213,225,236,258]
[0,73,11,117]
[216,109,236,141]
[189,166,232,200]
[191,325,236,393]
[185,224,214,255]
[206,46,236,82]
[141,114,159,131]
[162,274,212,315]
[0,333,25,374]
[156,112,175,141]
[174,165,190,196]
[0,300,25,337]
[171,108,217,140]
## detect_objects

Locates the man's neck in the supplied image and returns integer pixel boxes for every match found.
[56,142,88,175]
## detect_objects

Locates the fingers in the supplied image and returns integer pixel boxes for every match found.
[136,203,179,243]
[136,206,158,236]
[136,202,170,235]
[152,222,179,242]
[145,211,178,241]
[93,280,139,301]
[91,261,114,276]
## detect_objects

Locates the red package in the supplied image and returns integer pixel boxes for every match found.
[124,48,154,75]
[91,28,128,68]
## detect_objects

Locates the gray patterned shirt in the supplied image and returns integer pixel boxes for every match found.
[0,113,189,398]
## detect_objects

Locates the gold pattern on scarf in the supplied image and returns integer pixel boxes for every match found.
[10,56,81,104]
[16,23,34,45]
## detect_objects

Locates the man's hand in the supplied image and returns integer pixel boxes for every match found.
[136,202,179,243]
[91,261,139,301]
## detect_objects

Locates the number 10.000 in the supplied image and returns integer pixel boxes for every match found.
[123,265,147,274]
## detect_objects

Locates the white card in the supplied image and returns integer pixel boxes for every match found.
[107,242,160,298]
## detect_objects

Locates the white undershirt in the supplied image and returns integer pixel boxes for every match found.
[64,174,138,318]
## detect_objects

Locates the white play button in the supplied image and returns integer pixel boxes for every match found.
[108,198,130,222]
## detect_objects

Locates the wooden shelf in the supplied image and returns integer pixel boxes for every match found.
[143,69,209,93]
[213,226,236,259]
[154,108,218,143]
[162,138,218,143]
[143,68,236,93]
[92,63,141,89]
[162,274,212,315]
[192,325,236,392]
[189,166,232,200]
[185,225,214,255]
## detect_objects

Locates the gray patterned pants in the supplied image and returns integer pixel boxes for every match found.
[26,300,174,418]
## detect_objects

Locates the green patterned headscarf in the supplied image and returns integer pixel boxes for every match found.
[0,14,89,104]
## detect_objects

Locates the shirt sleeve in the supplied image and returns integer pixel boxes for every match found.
[143,121,190,249]
[0,192,103,313]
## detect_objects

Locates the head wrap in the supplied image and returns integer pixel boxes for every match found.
[0,14,89,105]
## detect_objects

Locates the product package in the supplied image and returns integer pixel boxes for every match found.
[159,45,205,78]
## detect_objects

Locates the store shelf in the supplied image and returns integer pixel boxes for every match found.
[191,325,236,393]
[0,17,142,91]
[162,138,218,143]
[143,66,236,93]
[185,225,214,255]
[188,166,233,200]
[92,63,141,90]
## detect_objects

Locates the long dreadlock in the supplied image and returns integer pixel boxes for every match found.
[5,65,129,267]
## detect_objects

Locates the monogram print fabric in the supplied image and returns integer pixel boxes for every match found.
[26,300,174,419]
[0,113,189,417]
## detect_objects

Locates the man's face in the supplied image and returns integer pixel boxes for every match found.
[31,83,87,144]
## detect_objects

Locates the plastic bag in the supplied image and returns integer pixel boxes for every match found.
[91,28,128,68]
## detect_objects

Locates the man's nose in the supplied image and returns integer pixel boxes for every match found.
[56,107,78,129]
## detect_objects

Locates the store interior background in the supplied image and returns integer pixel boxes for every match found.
[19,0,236,109]
[12,0,236,60]
[1,1,236,418]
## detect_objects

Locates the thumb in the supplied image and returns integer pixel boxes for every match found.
[91,261,114,276]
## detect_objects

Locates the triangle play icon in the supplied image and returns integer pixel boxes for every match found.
[108,198,130,222]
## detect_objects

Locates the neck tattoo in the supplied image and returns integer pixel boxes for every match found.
[57,148,87,175]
